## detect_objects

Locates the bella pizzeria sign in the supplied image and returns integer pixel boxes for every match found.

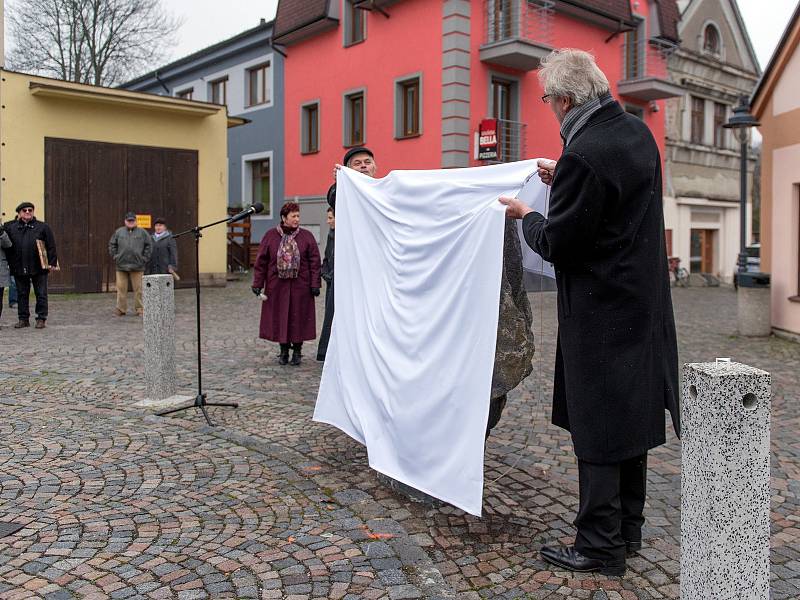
[478,119,498,161]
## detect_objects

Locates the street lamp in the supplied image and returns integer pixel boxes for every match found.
[723,96,760,273]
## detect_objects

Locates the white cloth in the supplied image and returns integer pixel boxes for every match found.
[313,159,546,516]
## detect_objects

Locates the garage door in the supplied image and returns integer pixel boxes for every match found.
[44,138,199,293]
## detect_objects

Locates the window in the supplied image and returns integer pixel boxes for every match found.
[490,0,514,42]
[251,158,270,207]
[491,77,521,162]
[624,19,645,79]
[344,91,365,147]
[713,102,727,148]
[210,78,227,105]
[247,63,271,107]
[176,88,193,100]
[703,24,720,55]
[302,102,320,154]
[395,77,421,138]
[691,96,705,144]
[344,0,366,46]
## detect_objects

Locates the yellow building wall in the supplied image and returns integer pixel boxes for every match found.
[0,69,229,280]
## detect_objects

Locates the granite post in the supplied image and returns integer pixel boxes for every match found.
[142,274,176,400]
[681,361,771,599]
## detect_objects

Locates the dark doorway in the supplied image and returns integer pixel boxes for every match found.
[45,138,198,293]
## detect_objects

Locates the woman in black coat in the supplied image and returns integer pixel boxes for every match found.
[145,218,178,276]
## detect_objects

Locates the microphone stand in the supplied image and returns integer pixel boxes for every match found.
[157,214,242,426]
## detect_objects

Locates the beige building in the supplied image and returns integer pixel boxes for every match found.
[0,69,238,291]
[664,0,760,283]
[752,2,800,340]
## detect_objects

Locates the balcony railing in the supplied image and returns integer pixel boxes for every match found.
[618,40,683,101]
[486,118,527,163]
[480,0,554,71]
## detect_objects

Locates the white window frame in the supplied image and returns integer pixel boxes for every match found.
[241,150,274,218]
[239,53,275,115]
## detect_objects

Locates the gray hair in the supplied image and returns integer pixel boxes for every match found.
[538,49,610,106]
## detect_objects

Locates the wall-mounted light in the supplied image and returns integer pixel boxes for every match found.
[649,101,660,113]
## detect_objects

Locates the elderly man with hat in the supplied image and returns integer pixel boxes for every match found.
[316,147,376,361]
[5,202,58,329]
[109,212,152,316]
[327,146,377,210]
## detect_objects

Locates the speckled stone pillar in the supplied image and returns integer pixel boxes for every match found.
[142,275,176,401]
[681,362,771,600]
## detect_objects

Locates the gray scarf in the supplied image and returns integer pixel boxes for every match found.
[560,92,615,147]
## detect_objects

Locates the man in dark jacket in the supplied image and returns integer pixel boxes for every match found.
[6,202,58,329]
[501,49,679,576]
[145,217,178,277]
[109,212,152,316]
[316,207,336,362]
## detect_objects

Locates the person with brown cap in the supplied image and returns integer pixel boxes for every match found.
[109,212,152,316]
[6,202,57,329]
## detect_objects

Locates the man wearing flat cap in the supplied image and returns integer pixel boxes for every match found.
[327,146,377,210]
[317,147,378,361]
[6,202,58,329]
[109,212,152,316]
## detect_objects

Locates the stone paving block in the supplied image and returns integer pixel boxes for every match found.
[1,284,799,599]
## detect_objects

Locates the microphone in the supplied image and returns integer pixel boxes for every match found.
[227,202,264,223]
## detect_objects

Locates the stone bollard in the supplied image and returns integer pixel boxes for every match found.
[142,274,177,401]
[737,272,771,337]
[681,361,771,600]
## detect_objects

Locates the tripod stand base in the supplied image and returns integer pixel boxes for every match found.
[157,393,239,427]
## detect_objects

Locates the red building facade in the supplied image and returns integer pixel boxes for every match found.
[275,0,681,203]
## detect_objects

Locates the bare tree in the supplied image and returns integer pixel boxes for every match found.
[7,0,182,86]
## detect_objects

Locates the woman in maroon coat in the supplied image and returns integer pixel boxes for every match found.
[252,202,322,365]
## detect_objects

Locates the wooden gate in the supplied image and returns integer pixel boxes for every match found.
[45,138,198,293]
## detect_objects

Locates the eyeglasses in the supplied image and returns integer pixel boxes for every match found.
[20,208,34,213]
[541,94,552,104]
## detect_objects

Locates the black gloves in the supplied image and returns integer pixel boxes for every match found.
[311,287,320,297]
[252,287,262,296]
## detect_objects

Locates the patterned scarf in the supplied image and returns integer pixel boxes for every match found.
[276,224,301,279]
[560,92,615,148]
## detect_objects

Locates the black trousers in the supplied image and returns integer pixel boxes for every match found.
[316,279,335,361]
[15,273,49,322]
[574,453,647,563]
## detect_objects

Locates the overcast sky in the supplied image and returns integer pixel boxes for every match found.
[162,0,796,69]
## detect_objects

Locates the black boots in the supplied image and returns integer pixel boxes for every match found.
[278,344,290,365]
[279,343,302,366]
[290,343,302,366]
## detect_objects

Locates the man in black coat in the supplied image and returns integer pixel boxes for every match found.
[501,49,679,576]
[6,202,58,329]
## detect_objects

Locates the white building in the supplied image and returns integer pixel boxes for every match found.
[664,0,760,283]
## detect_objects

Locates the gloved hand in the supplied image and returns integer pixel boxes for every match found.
[252,287,262,296]
[311,287,320,297]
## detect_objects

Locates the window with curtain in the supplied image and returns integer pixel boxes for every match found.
[400,79,420,137]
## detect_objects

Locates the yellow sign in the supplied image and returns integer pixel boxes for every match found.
[137,214,152,229]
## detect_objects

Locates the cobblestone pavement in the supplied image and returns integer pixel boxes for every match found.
[1,281,798,599]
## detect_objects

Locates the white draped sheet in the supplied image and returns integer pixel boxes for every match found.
[313,159,548,516]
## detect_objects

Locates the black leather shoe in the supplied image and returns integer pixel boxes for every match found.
[625,540,642,555]
[540,545,625,576]
[290,350,302,366]
[278,351,289,365]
